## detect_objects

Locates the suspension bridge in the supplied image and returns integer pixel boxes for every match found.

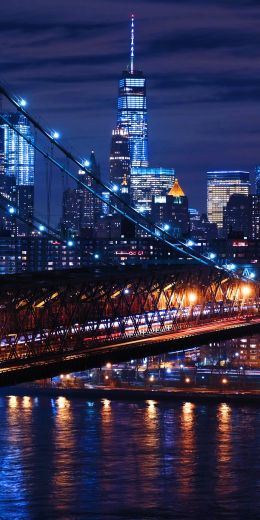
[0,82,258,385]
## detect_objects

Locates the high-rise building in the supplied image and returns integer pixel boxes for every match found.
[109,127,130,188]
[76,150,101,233]
[2,113,34,185]
[223,194,250,238]
[61,188,80,235]
[190,212,218,241]
[130,167,175,214]
[116,15,148,167]
[62,151,101,236]
[151,178,189,237]
[255,165,260,195]
[250,195,260,239]
[0,113,35,234]
[207,171,250,229]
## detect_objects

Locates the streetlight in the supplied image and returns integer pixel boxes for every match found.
[226,263,236,271]
[241,285,251,297]
[19,98,27,107]
[52,131,60,140]
[188,291,197,304]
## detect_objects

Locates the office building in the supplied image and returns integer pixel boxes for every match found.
[76,150,101,233]
[2,113,34,185]
[109,127,130,188]
[0,113,35,234]
[207,171,250,229]
[151,178,189,237]
[190,213,218,241]
[223,194,250,238]
[250,195,260,240]
[62,151,101,236]
[130,167,175,214]
[256,165,260,195]
[116,15,148,167]
[61,188,80,235]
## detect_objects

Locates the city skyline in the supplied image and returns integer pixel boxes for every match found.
[1,0,260,210]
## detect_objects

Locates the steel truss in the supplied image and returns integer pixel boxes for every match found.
[0,266,257,365]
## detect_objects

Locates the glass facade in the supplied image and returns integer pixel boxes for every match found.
[1,113,34,186]
[250,195,260,239]
[255,165,260,195]
[0,113,35,234]
[207,171,250,229]
[130,167,175,213]
[117,71,148,167]
[109,127,130,187]
[62,151,101,235]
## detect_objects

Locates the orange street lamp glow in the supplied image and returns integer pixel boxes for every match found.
[188,292,197,304]
[185,377,191,383]
[222,378,228,384]
[241,285,251,297]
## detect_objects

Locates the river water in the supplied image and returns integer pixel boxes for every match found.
[0,394,259,519]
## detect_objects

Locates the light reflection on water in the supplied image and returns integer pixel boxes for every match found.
[0,396,258,519]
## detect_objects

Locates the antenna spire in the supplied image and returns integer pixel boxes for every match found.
[130,14,135,74]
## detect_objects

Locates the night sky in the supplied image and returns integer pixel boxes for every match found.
[1,0,260,211]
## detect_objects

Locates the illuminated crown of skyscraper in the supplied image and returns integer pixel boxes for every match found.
[168,178,185,197]
[116,15,148,168]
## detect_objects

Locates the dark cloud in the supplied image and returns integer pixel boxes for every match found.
[145,28,260,56]
[0,0,260,211]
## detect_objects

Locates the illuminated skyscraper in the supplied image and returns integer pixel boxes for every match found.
[250,195,260,239]
[207,171,250,229]
[223,194,250,238]
[0,113,35,234]
[255,165,260,195]
[116,15,148,167]
[151,178,189,237]
[131,167,175,214]
[62,151,101,236]
[1,113,34,186]
[109,127,130,188]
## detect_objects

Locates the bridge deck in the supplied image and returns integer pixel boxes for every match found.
[0,316,259,387]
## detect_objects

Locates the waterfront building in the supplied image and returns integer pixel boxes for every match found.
[207,171,250,230]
